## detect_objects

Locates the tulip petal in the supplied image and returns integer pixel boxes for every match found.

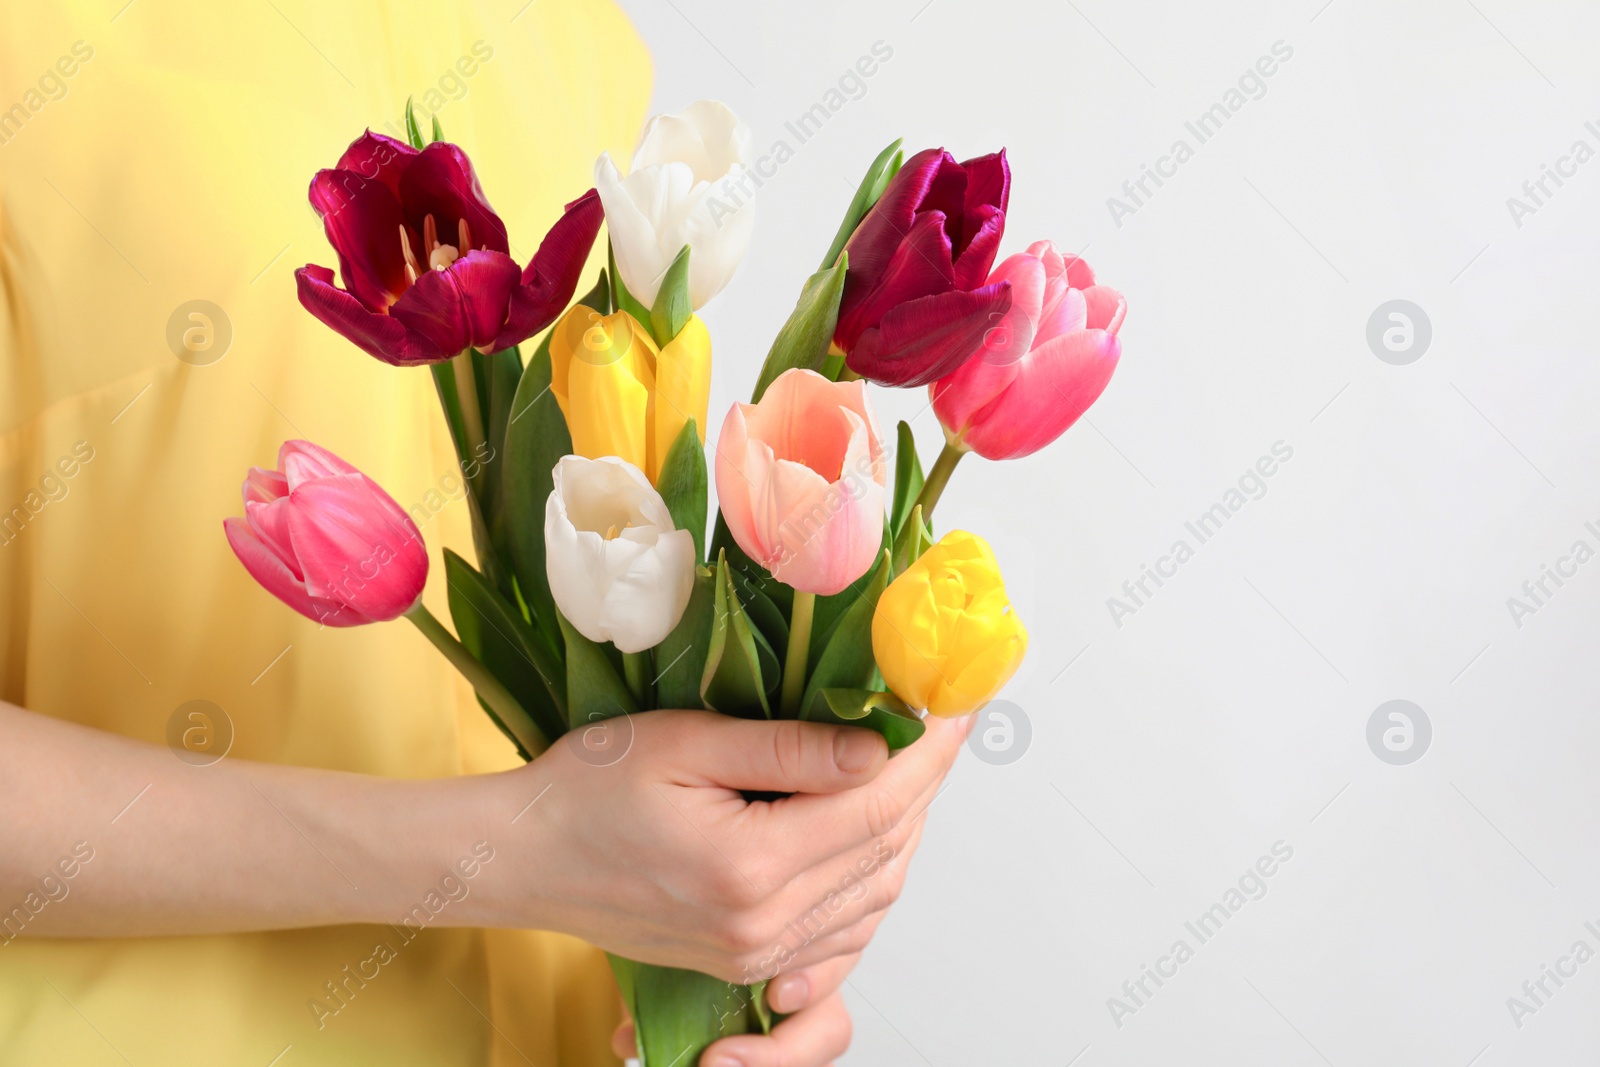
[597,529,697,653]
[545,456,696,652]
[243,498,302,578]
[848,281,1013,387]
[243,466,287,505]
[565,322,654,475]
[1082,285,1127,335]
[653,315,711,482]
[934,619,1026,718]
[224,516,365,627]
[741,372,855,482]
[295,265,450,366]
[962,329,1122,461]
[840,148,948,289]
[1033,286,1088,348]
[633,99,753,175]
[980,253,1046,365]
[389,250,521,355]
[494,188,606,351]
[594,153,667,307]
[285,473,426,622]
[767,413,886,596]
[308,169,410,311]
[714,403,760,558]
[279,438,362,484]
[397,142,510,255]
[1059,254,1096,291]
[334,130,418,200]
[837,211,957,351]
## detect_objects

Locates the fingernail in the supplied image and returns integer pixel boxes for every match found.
[771,973,810,1013]
[835,730,882,773]
[708,1058,745,1067]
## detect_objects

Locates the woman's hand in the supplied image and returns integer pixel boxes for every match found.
[610,948,881,1067]
[467,710,968,983]
[607,789,941,1067]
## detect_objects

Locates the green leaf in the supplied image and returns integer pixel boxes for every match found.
[499,334,571,650]
[609,241,651,326]
[404,98,425,150]
[750,255,848,403]
[608,956,766,1066]
[578,267,612,315]
[431,354,510,591]
[480,345,523,554]
[700,552,771,718]
[732,575,787,665]
[809,518,889,673]
[649,244,692,346]
[815,688,927,751]
[709,513,792,615]
[890,503,934,576]
[745,609,782,704]
[818,137,903,271]
[800,550,891,718]
[890,420,925,538]
[654,566,715,710]
[443,549,566,749]
[430,113,444,144]
[557,611,637,730]
[656,419,707,561]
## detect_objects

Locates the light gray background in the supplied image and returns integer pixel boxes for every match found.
[620,0,1600,1063]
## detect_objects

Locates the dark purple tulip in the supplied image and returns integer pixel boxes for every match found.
[834,147,1013,387]
[295,131,602,366]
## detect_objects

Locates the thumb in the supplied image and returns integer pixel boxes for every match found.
[666,712,888,794]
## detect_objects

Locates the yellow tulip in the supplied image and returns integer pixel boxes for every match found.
[872,531,1027,718]
[547,305,710,484]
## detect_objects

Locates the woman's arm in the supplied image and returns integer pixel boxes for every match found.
[0,700,967,984]
[0,699,494,937]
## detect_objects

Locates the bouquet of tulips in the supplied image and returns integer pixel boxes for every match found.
[223,99,1124,1063]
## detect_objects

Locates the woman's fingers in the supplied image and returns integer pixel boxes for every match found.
[746,817,925,979]
[700,991,853,1067]
[767,951,861,1015]
[744,714,969,874]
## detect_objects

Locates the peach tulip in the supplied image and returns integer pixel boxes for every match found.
[714,369,886,596]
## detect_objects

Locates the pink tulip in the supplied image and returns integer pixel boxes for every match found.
[224,440,427,626]
[931,241,1126,460]
[715,369,886,596]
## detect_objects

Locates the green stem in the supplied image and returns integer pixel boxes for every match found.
[405,602,547,758]
[780,590,816,718]
[910,442,965,525]
[451,350,487,493]
[622,650,652,710]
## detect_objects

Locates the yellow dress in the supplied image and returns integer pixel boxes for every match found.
[0,3,650,1063]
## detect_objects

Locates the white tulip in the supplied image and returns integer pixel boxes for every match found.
[596,99,754,310]
[544,455,696,654]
